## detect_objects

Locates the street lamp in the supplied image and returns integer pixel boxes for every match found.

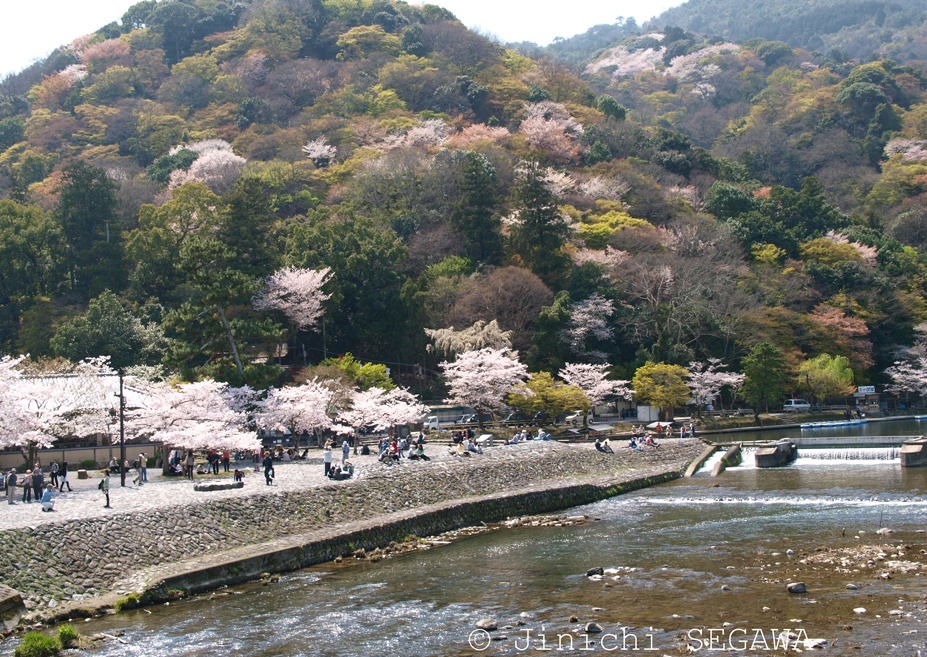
[117,369,126,487]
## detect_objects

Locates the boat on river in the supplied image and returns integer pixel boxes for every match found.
[800,418,868,429]
[754,438,798,467]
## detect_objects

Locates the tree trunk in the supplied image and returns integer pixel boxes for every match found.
[216,305,244,373]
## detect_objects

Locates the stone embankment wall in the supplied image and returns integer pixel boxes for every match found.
[0,441,702,618]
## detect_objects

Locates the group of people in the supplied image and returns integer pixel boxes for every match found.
[377,433,430,463]
[505,429,552,444]
[4,461,73,508]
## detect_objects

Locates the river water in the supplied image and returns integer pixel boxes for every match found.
[8,420,927,657]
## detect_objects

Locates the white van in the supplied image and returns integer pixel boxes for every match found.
[782,399,811,413]
[424,416,441,431]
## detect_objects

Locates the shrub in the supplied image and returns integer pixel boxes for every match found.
[79,459,98,470]
[14,632,60,657]
[57,624,78,648]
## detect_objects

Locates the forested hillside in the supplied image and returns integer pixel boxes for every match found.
[648,0,927,62]
[2,0,927,404]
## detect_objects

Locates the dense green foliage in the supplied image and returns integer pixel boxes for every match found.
[1,0,927,398]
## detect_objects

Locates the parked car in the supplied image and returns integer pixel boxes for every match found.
[531,411,549,425]
[503,411,527,423]
[565,410,587,426]
[782,399,811,413]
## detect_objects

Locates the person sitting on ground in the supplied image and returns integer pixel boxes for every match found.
[464,437,483,454]
[628,436,641,450]
[645,434,659,447]
[410,444,430,461]
[328,464,342,479]
[40,484,56,512]
[602,438,614,453]
[109,457,119,474]
[595,437,613,453]
[233,468,244,482]
[340,461,354,479]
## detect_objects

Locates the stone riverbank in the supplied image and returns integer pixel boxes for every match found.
[0,439,703,626]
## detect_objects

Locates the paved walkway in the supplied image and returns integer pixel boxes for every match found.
[1,441,604,531]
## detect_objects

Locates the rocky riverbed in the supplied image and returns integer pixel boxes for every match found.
[0,439,703,626]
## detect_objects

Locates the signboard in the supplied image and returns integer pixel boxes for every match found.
[856,385,876,394]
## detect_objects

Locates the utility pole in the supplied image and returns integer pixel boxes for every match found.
[118,370,126,487]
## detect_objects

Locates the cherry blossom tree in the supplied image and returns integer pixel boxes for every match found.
[885,358,927,396]
[559,363,634,405]
[0,356,121,466]
[252,266,332,331]
[562,293,615,362]
[559,362,633,426]
[686,358,746,416]
[303,137,337,167]
[254,379,337,450]
[440,348,529,430]
[519,101,584,164]
[338,386,428,438]
[129,379,260,460]
[167,140,246,194]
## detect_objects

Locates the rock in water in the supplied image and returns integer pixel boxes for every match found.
[475,618,497,631]
[584,622,603,633]
[787,582,807,594]
[586,567,604,577]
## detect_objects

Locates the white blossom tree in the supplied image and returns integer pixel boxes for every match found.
[338,386,428,437]
[303,137,338,167]
[687,358,746,416]
[440,348,529,430]
[559,362,634,426]
[562,293,615,362]
[129,379,260,462]
[0,355,121,466]
[885,358,927,396]
[253,266,332,330]
[167,139,246,194]
[254,379,337,449]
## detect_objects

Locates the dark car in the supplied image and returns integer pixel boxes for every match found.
[531,411,549,425]
[503,411,527,423]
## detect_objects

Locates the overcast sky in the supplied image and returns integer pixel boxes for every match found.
[1,0,683,78]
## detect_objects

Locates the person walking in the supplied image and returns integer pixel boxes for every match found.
[323,441,333,477]
[49,461,59,489]
[132,454,144,486]
[222,450,230,473]
[22,470,33,503]
[32,464,44,501]
[101,471,111,508]
[341,439,350,465]
[5,469,16,504]
[262,451,275,485]
[140,453,148,483]
[58,461,72,492]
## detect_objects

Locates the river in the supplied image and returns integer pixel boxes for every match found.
[6,420,927,656]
